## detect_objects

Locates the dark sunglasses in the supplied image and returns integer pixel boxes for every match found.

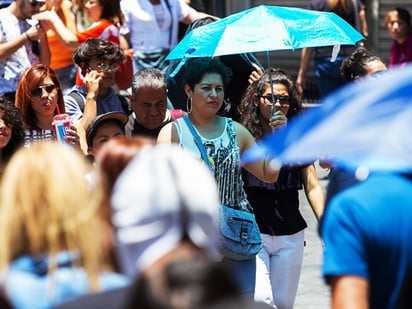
[31,84,58,99]
[29,0,45,7]
[259,95,290,106]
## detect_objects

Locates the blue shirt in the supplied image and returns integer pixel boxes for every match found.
[64,86,125,122]
[321,172,412,308]
[2,252,129,309]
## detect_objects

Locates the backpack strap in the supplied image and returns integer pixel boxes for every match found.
[67,91,86,112]
[117,94,132,115]
[68,91,132,115]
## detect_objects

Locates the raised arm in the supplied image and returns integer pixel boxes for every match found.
[34,10,78,49]
[234,121,280,183]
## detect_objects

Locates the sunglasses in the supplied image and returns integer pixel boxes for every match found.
[259,95,290,106]
[29,0,46,7]
[88,62,119,73]
[31,84,58,99]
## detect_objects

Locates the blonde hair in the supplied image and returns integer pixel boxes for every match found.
[0,144,102,292]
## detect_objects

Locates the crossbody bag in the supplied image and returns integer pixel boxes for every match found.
[182,116,262,260]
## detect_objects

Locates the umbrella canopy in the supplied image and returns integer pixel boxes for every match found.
[166,5,364,60]
[241,64,412,172]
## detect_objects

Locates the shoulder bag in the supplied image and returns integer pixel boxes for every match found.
[182,116,262,260]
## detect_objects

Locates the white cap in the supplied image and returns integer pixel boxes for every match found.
[111,144,221,278]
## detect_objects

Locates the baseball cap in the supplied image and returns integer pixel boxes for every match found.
[86,112,128,148]
[111,144,221,278]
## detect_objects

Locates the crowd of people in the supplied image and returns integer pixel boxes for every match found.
[0,0,411,308]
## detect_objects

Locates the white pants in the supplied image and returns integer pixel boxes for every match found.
[254,231,305,309]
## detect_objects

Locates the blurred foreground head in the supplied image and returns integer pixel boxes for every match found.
[111,144,221,278]
[0,143,103,290]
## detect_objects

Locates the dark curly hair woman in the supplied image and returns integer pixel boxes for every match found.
[0,97,24,171]
[238,68,324,308]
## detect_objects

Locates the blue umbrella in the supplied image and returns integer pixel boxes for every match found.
[242,64,412,172]
[166,5,364,60]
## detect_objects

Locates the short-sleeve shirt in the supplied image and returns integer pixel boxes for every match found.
[120,0,193,52]
[389,34,412,68]
[64,86,125,121]
[0,8,40,95]
[76,19,119,44]
[321,172,412,308]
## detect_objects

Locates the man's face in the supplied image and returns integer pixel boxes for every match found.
[19,0,45,19]
[86,58,118,89]
[131,86,167,130]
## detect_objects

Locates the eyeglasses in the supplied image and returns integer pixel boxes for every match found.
[88,62,119,73]
[29,0,46,7]
[259,95,290,106]
[31,84,58,99]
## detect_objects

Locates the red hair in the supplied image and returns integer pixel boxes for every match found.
[15,64,65,129]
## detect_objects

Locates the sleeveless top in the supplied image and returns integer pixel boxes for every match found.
[174,117,252,212]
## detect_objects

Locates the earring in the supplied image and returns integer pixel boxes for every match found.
[186,97,192,113]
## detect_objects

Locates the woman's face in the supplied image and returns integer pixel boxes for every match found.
[187,73,224,115]
[256,83,290,122]
[85,0,102,21]
[30,76,59,118]
[0,112,12,150]
[386,12,410,43]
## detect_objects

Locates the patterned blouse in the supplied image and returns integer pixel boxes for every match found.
[175,117,252,212]
[24,128,56,148]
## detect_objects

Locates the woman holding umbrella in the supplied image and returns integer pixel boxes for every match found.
[157,58,280,298]
[239,68,324,309]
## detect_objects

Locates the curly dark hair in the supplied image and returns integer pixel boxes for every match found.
[238,68,302,140]
[73,38,125,67]
[0,97,24,164]
[183,58,233,91]
[340,47,384,82]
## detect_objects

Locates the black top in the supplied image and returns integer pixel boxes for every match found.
[242,167,307,235]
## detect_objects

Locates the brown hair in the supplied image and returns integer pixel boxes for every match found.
[99,0,124,25]
[92,136,154,269]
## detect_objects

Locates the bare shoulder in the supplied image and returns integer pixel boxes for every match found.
[157,122,177,144]
[230,120,255,152]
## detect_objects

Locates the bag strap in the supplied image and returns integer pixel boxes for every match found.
[182,115,213,170]
[68,91,86,111]
[118,94,133,115]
